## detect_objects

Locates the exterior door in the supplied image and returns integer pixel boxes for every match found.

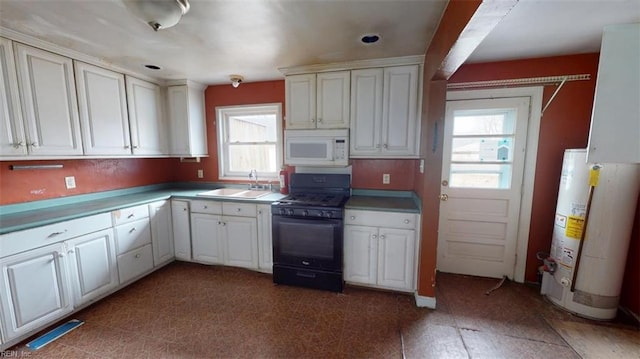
[437,97,530,279]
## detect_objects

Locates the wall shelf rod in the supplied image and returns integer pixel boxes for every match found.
[447,74,591,90]
[9,164,64,170]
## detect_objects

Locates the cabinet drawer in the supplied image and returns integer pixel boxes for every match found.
[0,213,112,258]
[115,218,151,255]
[117,244,153,284]
[345,210,417,230]
[112,204,149,226]
[190,200,222,215]
[222,202,257,217]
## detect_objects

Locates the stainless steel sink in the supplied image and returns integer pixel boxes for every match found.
[197,188,271,199]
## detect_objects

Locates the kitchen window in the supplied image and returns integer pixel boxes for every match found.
[216,104,283,180]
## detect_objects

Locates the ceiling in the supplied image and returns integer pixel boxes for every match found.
[1,0,639,86]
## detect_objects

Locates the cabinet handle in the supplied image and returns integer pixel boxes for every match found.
[68,249,75,254]
[258,210,262,214]
[12,141,25,149]
[127,214,135,219]
[129,227,136,233]
[133,145,139,149]
[57,252,65,258]
[372,234,378,239]
[318,118,322,123]
[124,145,130,149]
[375,144,381,149]
[310,118,315,123]
[383,144,388,149]
[135,253,141,259]
[29,142,38,147]
[404,219,410,224]
[350,216,355,220]
[380,235,386,240]
[183,208,188,211]
[222,222,226,226]
[204,205,208,209]
[48,230,67,238]
[236,208,241,212]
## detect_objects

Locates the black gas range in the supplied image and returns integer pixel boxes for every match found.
[271,173,350,292]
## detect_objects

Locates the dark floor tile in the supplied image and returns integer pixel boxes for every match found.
[460,328,581,359]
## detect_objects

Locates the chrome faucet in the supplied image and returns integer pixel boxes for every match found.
[249,169,258,188]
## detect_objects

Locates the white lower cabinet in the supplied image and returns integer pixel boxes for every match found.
[149,200,174,266]
[191,212,224,264]
[117,244,154,284]
[190,201,259,270]
[112,204,154,284]
[66,228,119,307]
[344,210,418,292]
[257,204,273,273]
[0,243,73,342]
[171,200,192,261]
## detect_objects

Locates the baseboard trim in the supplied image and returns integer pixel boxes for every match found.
[414,293,436,309]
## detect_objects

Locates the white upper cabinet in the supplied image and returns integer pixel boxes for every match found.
[0,37,25,156]
[350,65,420,158]
[587,23,640,163]
[126,76,167,156]
[350,68,384,155]
[285,71,350,129]
[14,43,82,156]
[167,83,208,157]
[75,62,131,155]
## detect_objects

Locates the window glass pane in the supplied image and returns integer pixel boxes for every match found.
[228,144,277,173]
[453,111,515,135]
[449,163,512,189]
[228,114,277,142]
[451,137,513,162]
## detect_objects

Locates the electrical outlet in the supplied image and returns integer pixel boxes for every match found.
[197,169,204,178]
[65,176,76,189]
[383,173,390,184]
[419,159,425,174]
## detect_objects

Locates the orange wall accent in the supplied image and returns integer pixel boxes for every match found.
[0,158,176,205]
[173,80,285,183]
[415,0,482,298]
[350,159,417,190]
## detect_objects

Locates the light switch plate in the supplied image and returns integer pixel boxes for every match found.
[197,169,204,178]
[383,173,390,184]
[65,176,76,189]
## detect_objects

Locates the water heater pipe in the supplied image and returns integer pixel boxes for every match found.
[570,166,600,292]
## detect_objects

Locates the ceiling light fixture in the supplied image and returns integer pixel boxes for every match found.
[230,75,244,88]
[129,0,191,32]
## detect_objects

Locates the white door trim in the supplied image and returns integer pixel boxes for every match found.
[446,86,543,283]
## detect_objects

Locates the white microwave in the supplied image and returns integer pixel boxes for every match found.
[284,129,349,167]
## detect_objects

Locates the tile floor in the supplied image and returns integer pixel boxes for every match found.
[9,262,639,358]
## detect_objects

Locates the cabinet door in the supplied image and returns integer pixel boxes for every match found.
[14,43,82,155]
[285,74,316,129]
[350,68,383,156]
[344,225,378,285]
[0,243,72,341]
[382,65,420,157]
[0,38,26,156]
[316,71,350,129]
[222,216,258,269]
[75,61,131,155]
[377,227,415,291]
[191,213,224,264]
[149,200,174,266]
[167,85,207,156]
[587,24,640,163]
[172,200,192,261]
[67,228,118,306]
[256,205,273,272]
[126,76,167,155]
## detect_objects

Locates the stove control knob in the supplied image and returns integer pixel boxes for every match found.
[286,209,295,216]
[302,210,309,217]
[323,211,332,218]
[279,208,286,216]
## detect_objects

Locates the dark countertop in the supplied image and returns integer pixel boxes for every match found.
[346,190,421,213]
[0,186,286,235]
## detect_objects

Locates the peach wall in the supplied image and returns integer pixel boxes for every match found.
[350,159,417,190]
[0,158,176,205]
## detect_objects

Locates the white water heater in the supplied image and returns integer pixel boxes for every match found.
[541,149,640,320]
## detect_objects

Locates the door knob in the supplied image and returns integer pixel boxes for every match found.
[439,194,449,201]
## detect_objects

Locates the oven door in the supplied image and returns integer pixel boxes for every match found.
[272,214,343,271]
